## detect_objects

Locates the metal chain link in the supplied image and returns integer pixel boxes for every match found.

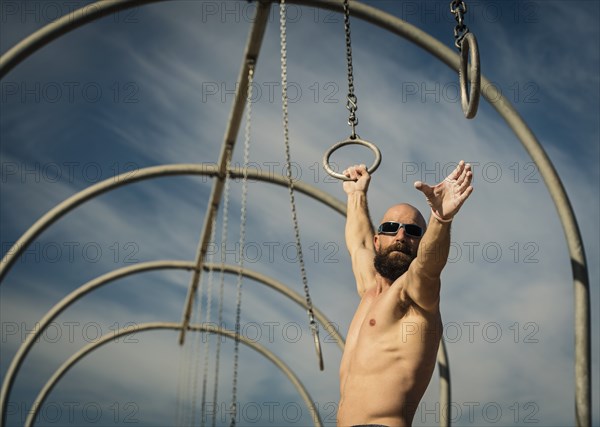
[343,0,359,139]
[230,61,254,427]
[280,0,323,371]
[450,0,470,49]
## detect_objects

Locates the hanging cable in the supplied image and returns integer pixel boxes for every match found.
[230,60,255,427]
[189,261,208,427]
[450,0,480,119]
[280,0,324,371]
[322,0,381,181]
[175,334,191,426]
[175,278,204,427]
[198,215,218,427]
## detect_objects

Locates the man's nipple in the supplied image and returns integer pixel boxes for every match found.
[369,318,376,326]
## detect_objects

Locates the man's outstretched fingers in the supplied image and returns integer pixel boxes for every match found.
[456,165,468,185]
[459,172,472,192]
[450,160,465,180]
[414,181,435,204]
[458,185,474,204]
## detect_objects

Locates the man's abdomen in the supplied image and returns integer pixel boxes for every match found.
[338,315,441,425]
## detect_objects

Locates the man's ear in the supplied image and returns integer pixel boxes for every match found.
[373,234,379,250]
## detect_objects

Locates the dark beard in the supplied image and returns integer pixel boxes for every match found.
[374,243,416,282]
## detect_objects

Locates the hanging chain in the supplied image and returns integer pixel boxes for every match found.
[450,0,470,49]
[211,152,231,427]
[280,0,324,371]
[322,0,382,181]
[343,0,359,139]
[230,60,254,427]
[450,0,480,119]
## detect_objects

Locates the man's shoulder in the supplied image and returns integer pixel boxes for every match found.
[385,274,442,318]
[358,286,378,303]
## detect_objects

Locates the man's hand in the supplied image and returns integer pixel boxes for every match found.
[343,164,371,195]
[414,160,473,221]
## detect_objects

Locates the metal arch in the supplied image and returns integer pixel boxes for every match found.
[0,260,193,426]
[0,260,344,425]
[24,322,323,427]
[0,0,163,79]
[0,164,345,283]
[0,0,591,425]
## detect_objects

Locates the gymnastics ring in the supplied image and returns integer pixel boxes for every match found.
[322,137,382,181]
[459,32,481,119]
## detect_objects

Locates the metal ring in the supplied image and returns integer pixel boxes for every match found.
[322,137,382,181]
[459,32,481,119]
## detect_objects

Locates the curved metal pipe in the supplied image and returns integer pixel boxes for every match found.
[0,260,343,426]
[24,322,323,427]
[0,261,195,427]
[0,164,346,283]
[0,0,590,425]
[437,338,451,427]
[0,0,162,79]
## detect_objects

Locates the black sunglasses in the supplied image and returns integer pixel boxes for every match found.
[377,222,423,238]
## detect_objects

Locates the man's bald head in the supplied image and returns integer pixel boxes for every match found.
[380,203,427,231]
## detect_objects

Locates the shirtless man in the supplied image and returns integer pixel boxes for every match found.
[337,161,473,427]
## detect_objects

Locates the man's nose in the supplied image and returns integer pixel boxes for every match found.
[395,228,406,242]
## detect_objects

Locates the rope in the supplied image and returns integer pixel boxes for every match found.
[230,62,254,427]
[279,0,323,371]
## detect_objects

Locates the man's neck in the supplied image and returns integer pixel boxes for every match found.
[374,274,393,293]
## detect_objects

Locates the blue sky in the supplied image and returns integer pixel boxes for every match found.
[1,1,598,426]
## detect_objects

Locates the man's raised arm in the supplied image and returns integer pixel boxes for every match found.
[343,164,376,297]
[403,161,474,311]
